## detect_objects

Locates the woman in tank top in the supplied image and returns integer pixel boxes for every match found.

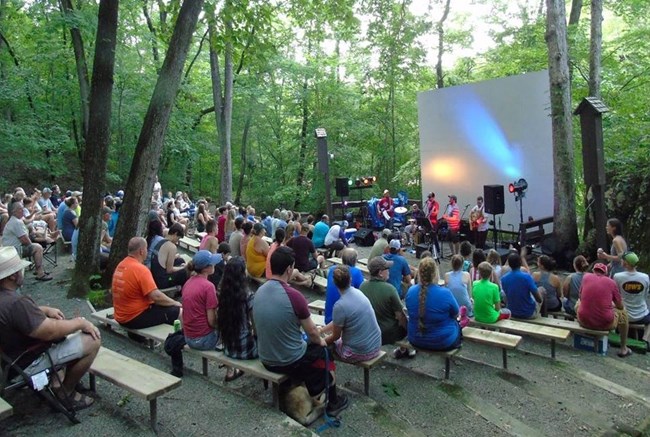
[597,218,627,278]
[561,255,588,316]
[532,255,562,314]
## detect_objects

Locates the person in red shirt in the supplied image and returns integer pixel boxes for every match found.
[576,263,632,357]
[377,189,394,228]
[216,206,227,243]
[112,237,182,329]
[442,195,461,256]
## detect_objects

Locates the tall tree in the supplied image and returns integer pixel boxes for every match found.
[435,0,451,88]
[588,0,603,98]
[106,0,204,278]
[60,0,91,144]
[69,0,119,297]
[545,0,578,257]
[207,0,234,204]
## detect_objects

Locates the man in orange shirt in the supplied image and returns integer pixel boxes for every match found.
[112,237,182,329]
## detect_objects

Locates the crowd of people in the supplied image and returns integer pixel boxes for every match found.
[1,178,648,420]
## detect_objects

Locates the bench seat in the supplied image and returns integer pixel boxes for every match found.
[178,237,200,253]
[308,299,326,315]
[512,316,609,353]
[337,351,387,395]
[470,319,570,359]
[327,257,370,275]
[89,347,181,432]
[0,396,12,420]
[395,340,460,379]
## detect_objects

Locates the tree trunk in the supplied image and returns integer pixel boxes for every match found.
[68,0,119,297]
[568,0,582,25]
[545,0,579,258]
[588,0,602,98]
[235,100,253,205]
[295,69,309,210]
[105,0,204,280]
[435,0,451,89]
[60,0,90,143]
[142,0,161,72]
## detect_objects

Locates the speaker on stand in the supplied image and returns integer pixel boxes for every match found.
[484,184,504,249]
[354,228,375,246]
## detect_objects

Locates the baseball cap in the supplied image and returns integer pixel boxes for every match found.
[381,229,392,238]
[193,250,223,270]
[389,239,401,250]
[448,194,457,201]
[593,263,608,275]
[368,257,393,276]
[42,187,52,194]
[622,251,639,267]
[383,189,390,195]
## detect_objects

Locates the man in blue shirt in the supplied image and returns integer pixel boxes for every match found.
[324,248,365,323]
[312,215,330,248]
[502,252,543,319]
[383,239,412,298]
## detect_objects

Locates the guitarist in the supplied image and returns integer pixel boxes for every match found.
[470,196,489,249]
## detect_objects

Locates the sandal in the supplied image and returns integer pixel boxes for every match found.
[617,349,633,358]
[36,274,53,281]
[57,389,94,411]
[224,368,244,382]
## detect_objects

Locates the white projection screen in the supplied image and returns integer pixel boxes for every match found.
[418,70,554,233]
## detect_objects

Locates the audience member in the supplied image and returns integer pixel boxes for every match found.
[502,252,542,319]
[3,202,51,280]
[383,239,412,298]
[253,246,349,416]
[0,246,101,410]
[149,223,188,289]
[473,262,511,323]
[239,221,253,262]
[613,252,649,347]
[246,223,269,278]
[532,255,562,315]
[577,263,631,357]
[597,218,628,278]
[562,255,588,316]
[228,217,245,257]
[445,254,473,317]
[311,215,330,249]
[325,248,364,324]
[368,229,391,261]
[321,265,381,363]
[287,225,325,273]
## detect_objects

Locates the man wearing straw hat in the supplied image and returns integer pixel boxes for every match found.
[0,246,101,410]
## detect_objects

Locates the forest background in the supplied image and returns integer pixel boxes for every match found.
[1,0,648,281]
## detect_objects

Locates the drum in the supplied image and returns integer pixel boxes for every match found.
[394,206,408,214]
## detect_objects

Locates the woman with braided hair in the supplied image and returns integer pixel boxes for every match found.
[405,257,462,351]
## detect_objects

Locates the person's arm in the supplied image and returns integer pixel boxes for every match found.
[324,324,343,345]
[30,316,101,342]
[206,308,217,328]
[465,272,473,298]
[255,237,269,256]
[18,233,32,245]
[300,317,326,346]
[551,274,562,299]
[396,309,407,328]
[149,289,182,307]
[562,275,571,299]
[163,244,184,273]
[38,306,65,320]
[444,272,450,286]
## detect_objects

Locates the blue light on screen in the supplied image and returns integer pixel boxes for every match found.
[452,90,523,179]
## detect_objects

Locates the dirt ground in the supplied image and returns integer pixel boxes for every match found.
[2,240,649,437]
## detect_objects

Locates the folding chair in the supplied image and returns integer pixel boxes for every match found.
[41,241,58,267]
[0,344,79,424]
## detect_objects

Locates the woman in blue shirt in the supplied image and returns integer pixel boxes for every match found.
[405,257,462,351]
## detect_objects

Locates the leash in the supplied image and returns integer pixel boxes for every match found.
[316,347,341,433]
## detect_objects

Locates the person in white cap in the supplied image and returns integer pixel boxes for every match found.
[614,252,649,347]
[0,246,101,410]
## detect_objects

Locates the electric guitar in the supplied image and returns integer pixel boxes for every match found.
[469,209,486,231]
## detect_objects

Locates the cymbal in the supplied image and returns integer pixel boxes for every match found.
[394,206,408,214]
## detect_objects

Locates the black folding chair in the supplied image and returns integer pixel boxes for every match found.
[0,344,79,424]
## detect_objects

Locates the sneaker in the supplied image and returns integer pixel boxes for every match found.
[326,394,349,416]
[392,347,416,359]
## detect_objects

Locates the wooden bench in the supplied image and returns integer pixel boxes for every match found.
[308,299,326,315]
[333,350,387,395]
[463,327,522,369]
[262,236,273,244]
[0,396,12,420]
[311,314,325,326]
[512,316,609,353]
[313,275,327,293]
[470,319,570,359]
[327,257,370,275]
[316,248,329,256]
[194,232,207,241]
[358,258,368,265]
[178,237,200,253]
[395,340,460,379]
[91,309,289,409]
[89,347,181,432]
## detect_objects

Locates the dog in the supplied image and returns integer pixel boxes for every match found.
[279,383,326,426]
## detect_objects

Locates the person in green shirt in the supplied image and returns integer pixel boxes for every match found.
[473,262,511,323]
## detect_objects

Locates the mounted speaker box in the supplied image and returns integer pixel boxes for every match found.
[484,184,505,215]
[354,228,375,246]
[335,177,349,197]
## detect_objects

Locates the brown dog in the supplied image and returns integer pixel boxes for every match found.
[279,383,326,426]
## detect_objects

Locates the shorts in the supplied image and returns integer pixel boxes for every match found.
[447,228,459,243]
[630,313,650,325]
[334,339,380,363]
[609,307,628,331]
[21,243,36,258]
[185,330,220,351]
[24,332,84,375]
[264,343,336,397]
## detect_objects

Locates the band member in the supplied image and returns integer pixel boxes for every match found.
[377,189,394,228]
[404,204,424,245]
[426,192,440,255]
[442,195,461,256]
[470,196,489,249]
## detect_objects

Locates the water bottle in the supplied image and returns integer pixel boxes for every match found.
[173,319,181,332]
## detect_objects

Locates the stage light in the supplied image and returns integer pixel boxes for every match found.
[372,176,376,182]
[509,178,528,194]
[355,178,361,187]
[363,178,368,185]
[343,200,348,207]
[348,179,353,186]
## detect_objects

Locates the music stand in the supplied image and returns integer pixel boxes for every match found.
[416,217,440,262]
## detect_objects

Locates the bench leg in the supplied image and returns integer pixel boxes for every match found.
[202,357,208,377]
[502,349,508,370]
[272,383,280,409]
[89,373,96,392]
[149,399,158,433]
[364,368,370,396]
[263,380,269,390]
[445,357,451,379]
[551,339,556,359]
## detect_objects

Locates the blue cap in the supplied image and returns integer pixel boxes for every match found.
[193,250,223,270]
